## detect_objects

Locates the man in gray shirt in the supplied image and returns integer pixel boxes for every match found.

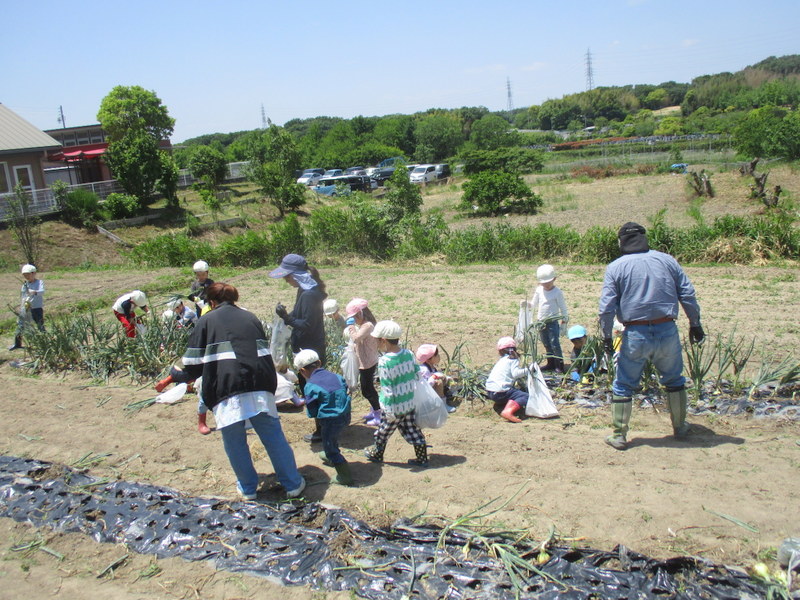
[598,222,704,450]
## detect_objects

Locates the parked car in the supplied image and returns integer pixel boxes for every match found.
[322,169,343,178]
[344,166,366,175]
[435,163,451,179]
[297,172,322,186]
[370,167,396,187]
[314,175,372,196]
[378,156,405,168]
[410,164,437,183]
[303,168,325,176]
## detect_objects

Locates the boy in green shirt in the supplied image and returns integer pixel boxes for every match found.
[364,320,429,467]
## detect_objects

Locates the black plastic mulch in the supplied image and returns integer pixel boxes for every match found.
[0,455,772,599]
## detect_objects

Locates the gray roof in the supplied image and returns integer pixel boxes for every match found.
[0,104,61,154]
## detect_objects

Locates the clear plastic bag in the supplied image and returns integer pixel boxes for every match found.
[524,363,559,418]
[340,344,359,392]
[270,317,292,369]
[414,378,448,429]
[156,383,187,404]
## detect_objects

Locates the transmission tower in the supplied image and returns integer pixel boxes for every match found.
[506,77,514,112]
[585,48,595,91]
[261,104,268,128]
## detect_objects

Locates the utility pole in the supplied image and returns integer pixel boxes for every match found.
[57,105,66,128]
[506,77,514,112]
[585,48,594,91]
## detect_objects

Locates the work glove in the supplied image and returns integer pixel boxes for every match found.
[275,303,288,320]
[603,337,615,355]
[689,325,705,345]
[345,317,355,326]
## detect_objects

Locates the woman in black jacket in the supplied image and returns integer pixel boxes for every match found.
[181,282,305,500]
[270,253,328,443]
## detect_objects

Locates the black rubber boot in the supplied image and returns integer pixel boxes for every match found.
[364,443,385,463]
[408,444,429,467]
[8,336,22,351]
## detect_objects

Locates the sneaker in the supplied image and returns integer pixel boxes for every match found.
[286,477,306,499]
[446,404,456,414]
[365,417,381,427]
[237,483,257,501]
[408,458,429,468]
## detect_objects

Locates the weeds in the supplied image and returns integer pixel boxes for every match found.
[684,337,718,401]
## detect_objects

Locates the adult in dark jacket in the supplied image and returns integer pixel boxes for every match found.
[270,253,328,443]
[181,282,305,500]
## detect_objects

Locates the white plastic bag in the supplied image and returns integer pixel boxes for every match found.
[514,302,532,344]
[340,344,359,392]
[275,372,298,404]
[156,382,187,404]
[524,363,559,418]
[414,378,448,429]
[270,317,292,368]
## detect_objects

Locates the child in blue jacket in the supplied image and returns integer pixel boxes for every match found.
[294,349,354,486]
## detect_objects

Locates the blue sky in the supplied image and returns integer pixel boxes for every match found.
[3,0,797,142]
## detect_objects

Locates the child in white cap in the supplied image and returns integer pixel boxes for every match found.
[112,290,149,338]
[9,264,45,351]
[188,260,214,316]
[523,263,568,372]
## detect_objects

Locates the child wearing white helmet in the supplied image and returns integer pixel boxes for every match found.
[9,264,45,351]
[188,260,214,316]
[163,298,198,328]
[293,349,354,486]
[344,298,382,426]
[363,320,429,467]
[112,290,149,338]
[522,263,569,373]
[485,337,529,423]
[323,298,346,332]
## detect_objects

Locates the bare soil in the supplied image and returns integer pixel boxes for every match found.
[0,263,799,599]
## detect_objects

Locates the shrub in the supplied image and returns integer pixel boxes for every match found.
[62,188,104,227]
[269,213,306,261]
[306,199,395,260]
[576,226,618,263]
[394,212,449,259]
[104,193,140,219]
[216,230,271,267]
[127,233,213,267]
[460,171,542,216]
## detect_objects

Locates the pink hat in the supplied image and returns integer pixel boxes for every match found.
[415,344,438,364]
[497,336,517,351]
[345,297,368,318]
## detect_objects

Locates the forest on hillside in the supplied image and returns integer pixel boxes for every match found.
[175,55,800,168]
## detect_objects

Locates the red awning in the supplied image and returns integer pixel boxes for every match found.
[62,148,106,161]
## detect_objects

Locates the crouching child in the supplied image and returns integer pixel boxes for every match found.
[294,349,354,486]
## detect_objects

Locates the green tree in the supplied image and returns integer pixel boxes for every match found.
[644,88,670,109]
[245,125,305,216]
[189,146,228,189]
[470,115,518,150]
[158,151,180,207]
[97,85,175,143]
[104,133,163,203]
[7,184,41,265]
[775,109,800,160]
[413,113,464,162]
[382,165,422,224]
[460,171,541,216]
[733,105,786,157]
[98,86,175,206]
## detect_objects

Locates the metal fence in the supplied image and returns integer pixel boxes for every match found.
[0,160,251,222]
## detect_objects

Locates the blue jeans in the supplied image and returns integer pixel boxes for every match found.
[488,388,528,408]
[613,321,685,397]
[220,411,303,496]
[320,412,351,465]
[540,321,562,360]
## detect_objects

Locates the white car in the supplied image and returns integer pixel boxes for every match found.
[410,164,437,184]
[297,173,322,186]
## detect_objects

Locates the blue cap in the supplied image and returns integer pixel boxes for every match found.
[568,325,587,340]
[269,254,308,278]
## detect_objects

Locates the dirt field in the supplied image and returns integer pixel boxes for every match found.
[0,263,798,599]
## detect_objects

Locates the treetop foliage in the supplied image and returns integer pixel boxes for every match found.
[97,85,175,143]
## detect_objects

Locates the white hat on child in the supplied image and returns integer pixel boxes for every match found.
[536,264,556,283]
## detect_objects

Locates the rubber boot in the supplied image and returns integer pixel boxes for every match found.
[666,389,690,438]
[364,443,385,463]
[540,357,555,372]
[155,375,174,393]
[409,444,429,467]
[8,336,22,351]
[554,359,565,374]
[318,450,332,466]
[197,413,212,435]
[332,462,354,486]
[500,400,522,423]
[605,397,632,450]
[303,419,322,443]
